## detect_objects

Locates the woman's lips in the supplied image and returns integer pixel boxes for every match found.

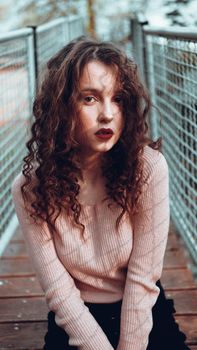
[95,128,114,139]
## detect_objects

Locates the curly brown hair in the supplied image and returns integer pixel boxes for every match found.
[21,36,161,240]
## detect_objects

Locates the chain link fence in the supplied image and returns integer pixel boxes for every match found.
[0,16,84,255]
[131,21,197,265]
[0,28,35,254]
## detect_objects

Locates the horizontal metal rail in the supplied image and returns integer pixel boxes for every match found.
[36,17,69,33]
[0,28,32,43]
[144,25,197,40]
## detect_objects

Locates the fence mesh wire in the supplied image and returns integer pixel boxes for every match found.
[36,16,84,86]
[36,19,69,86]
[68,15,84,41]
[0,33,32,240]
[145,33,197,263]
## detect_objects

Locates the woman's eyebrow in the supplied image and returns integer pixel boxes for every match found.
[80,87,102,93]
[80,87,122,94]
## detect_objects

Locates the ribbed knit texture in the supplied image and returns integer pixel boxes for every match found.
[12,145,170,350]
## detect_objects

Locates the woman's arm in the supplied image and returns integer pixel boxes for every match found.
[12,174,114,350]
[117,149,170,350]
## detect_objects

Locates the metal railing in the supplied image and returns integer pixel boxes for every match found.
[0,16,84,255]
[0,28,35,254]
[132,21,197,265]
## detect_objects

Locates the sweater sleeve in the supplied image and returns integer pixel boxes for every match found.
[117,150,170,350]
[11,174,114,350]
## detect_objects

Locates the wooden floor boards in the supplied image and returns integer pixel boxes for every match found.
[0,224,196,349]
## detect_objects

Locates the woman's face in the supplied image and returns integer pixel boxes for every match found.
[75,60,124,159]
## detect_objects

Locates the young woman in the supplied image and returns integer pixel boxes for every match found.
[12,36,189,350]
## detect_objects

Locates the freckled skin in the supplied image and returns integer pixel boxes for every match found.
[76,61,124,159]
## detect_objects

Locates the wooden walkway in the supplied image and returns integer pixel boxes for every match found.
[0,222,197,349]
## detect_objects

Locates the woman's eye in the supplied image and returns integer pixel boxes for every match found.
[84,96,96,103]
[114,96,122,104]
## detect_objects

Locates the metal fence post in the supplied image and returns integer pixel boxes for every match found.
[27,26,38,94]
[27,27,37,107]
[130,14,148,84]
[145,36,158,140]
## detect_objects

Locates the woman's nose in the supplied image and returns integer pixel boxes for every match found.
[98,101,114,122]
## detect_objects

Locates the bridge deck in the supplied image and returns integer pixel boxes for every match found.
[0,223,197,349]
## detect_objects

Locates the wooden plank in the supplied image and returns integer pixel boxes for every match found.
[1,289,197,322]
[0,277,43,298]
[175,315,197,345]
[0,321,47,349]
[0,258,34,276]
[1,290,196,323]
[0,318,196,350]
[1,290,195,321]
[163,250,188,269]
[2,241,28,258]
[161,269,197,290]
[165,290,197,315]
[10,227,23,242]
[166,233,180,251]
[169,222,176,232]
[0,297,48,322]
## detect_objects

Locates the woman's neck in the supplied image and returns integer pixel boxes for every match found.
[77,153,107,205]
[80,154,103,186]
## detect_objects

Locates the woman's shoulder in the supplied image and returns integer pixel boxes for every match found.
[11,172,36,205]
[11,173,25,202]
[142,145,169,179]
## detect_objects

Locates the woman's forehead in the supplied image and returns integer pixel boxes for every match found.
[79,61,121,92]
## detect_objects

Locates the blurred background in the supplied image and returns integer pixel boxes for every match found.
[0,0,197,35]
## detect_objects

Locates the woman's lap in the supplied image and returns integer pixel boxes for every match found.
[43,300,121,349]
[43,280,190,350]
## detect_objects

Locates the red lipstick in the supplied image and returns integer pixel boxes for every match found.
[95,128,114,139]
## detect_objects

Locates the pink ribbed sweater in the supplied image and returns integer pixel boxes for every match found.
[12,145,170,350]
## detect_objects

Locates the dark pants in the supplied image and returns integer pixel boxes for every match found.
[43,280,190,350]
